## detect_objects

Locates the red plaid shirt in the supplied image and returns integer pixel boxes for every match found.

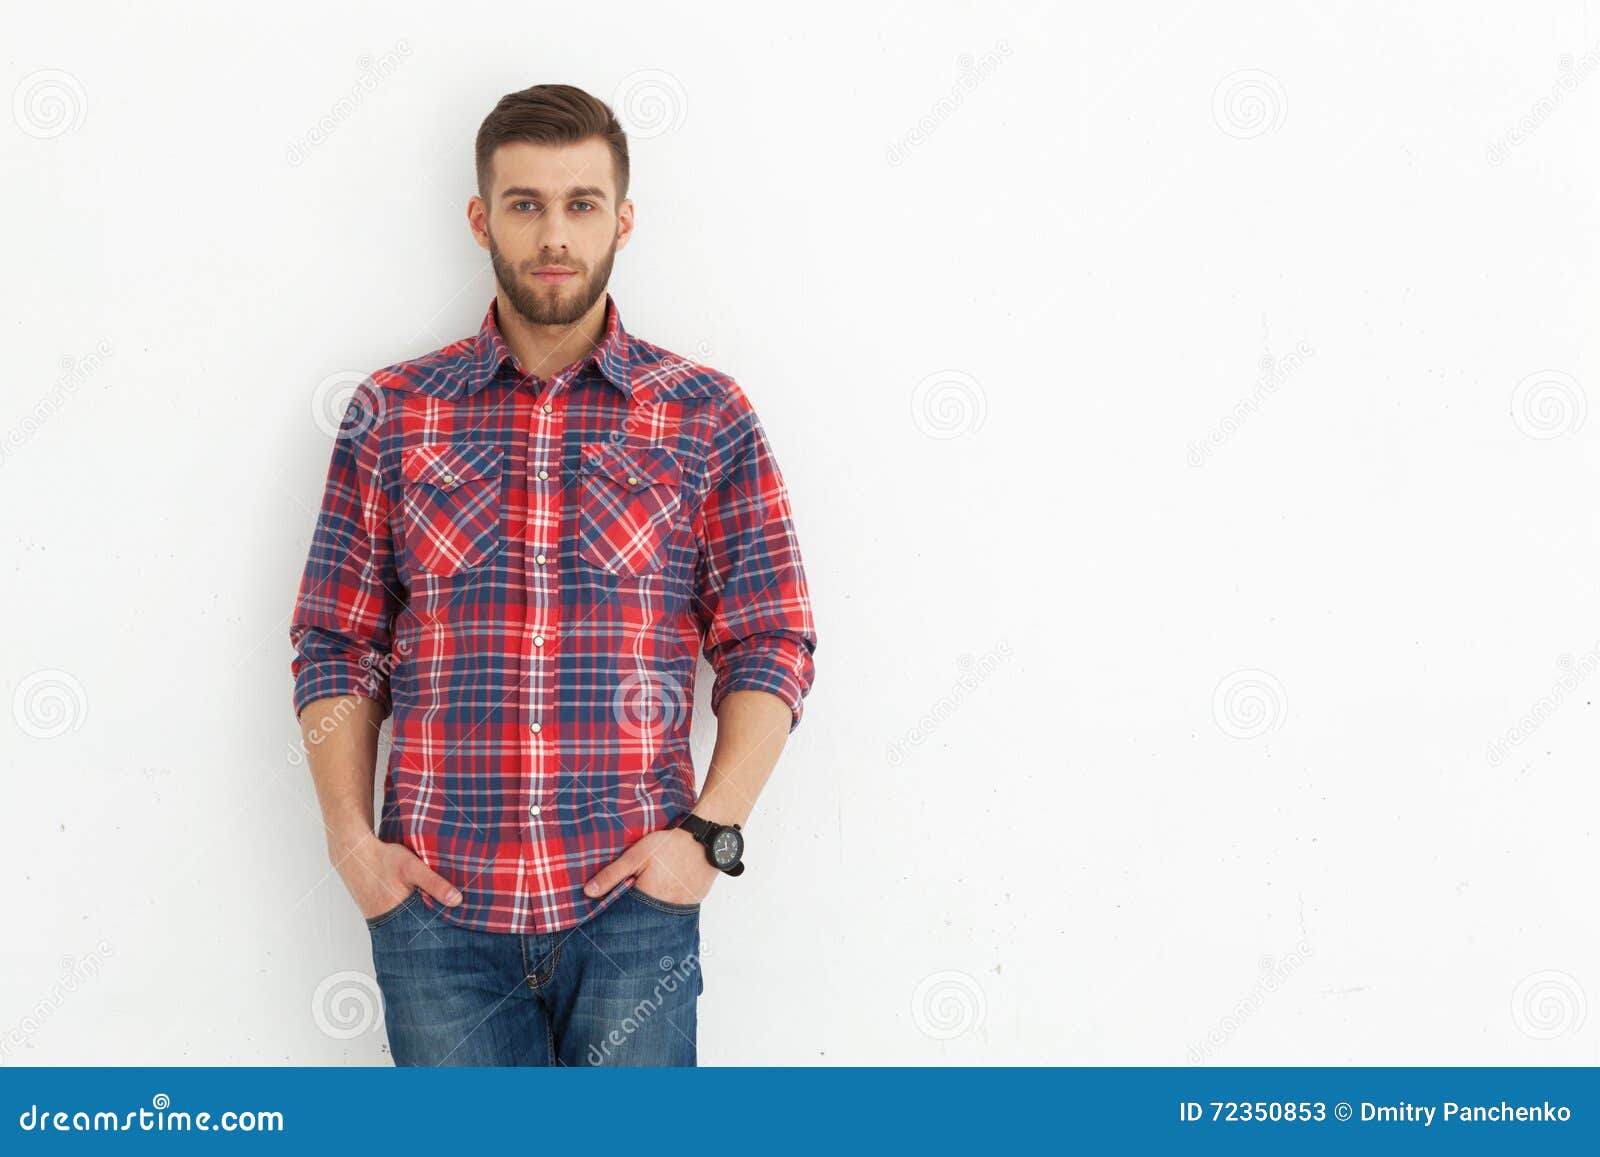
[290,295,817,933]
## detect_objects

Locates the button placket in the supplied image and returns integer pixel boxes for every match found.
[524,379,566,829]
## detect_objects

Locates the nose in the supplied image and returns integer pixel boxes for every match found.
[531,215,570,253]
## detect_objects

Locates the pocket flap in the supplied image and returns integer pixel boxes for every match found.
[402,443,504,490]
[579,442,682,492]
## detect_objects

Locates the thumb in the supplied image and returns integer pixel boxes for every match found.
[406,862,464,906]
[584,845,646,898]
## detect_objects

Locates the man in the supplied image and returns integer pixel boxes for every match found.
[288,83,817,1066]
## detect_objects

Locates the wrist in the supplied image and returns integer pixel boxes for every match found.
[325,823,377,863]
[687,795,749,828]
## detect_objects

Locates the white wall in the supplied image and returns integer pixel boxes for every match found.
[4,0,1598,1066]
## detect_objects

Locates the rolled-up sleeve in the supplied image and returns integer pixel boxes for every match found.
[693,385,818,733]
[289,379,402,721]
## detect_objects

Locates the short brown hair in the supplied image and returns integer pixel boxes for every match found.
[474,83,630,205]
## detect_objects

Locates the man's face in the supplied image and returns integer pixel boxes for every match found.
[470,137,632,326]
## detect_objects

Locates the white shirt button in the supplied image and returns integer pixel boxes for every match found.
[529,804,541,817]
[537,469,549,481]
[535,553,547,565]
[541,403,553,413]
[533,634,545,647]
[529,721,542,734]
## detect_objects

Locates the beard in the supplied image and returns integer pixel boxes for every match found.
[487,225,616,326]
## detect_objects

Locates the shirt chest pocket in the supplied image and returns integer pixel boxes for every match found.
[399,442,505,578]
[576,443,683,577]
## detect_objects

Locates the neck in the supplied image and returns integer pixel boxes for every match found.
[496,293,608,382]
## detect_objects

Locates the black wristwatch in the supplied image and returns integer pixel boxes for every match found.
[677,813,746,876]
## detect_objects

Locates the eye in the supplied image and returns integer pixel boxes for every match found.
[572,200,595,212]
[512,200,539,213]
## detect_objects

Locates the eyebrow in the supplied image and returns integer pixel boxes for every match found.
[500,185,609,204]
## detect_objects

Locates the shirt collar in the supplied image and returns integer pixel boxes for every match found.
[468,292,632,400]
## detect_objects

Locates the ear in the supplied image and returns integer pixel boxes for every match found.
[614,198,635,252]
[466,195,490,251]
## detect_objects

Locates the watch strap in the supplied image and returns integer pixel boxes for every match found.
[677,813,716,842]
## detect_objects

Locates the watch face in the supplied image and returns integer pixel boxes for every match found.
[711,828,742,868]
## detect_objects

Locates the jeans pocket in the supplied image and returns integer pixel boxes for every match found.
[364,886,421,929]
[627,883,701,916]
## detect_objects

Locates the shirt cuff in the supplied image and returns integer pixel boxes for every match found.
[709,635,815,733]
[293,659,392,721]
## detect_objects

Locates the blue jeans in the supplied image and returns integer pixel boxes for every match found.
[365,884,703,1066]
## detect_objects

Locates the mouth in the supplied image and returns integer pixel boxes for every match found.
[532,267,577,284]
